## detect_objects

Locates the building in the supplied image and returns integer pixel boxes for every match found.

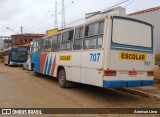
[11,34,45,47]
[129,6,160,54]
[0,36,11,50]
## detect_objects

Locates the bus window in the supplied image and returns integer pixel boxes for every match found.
[75,28,80,39]
[62,32,68,42]
[73,39,82,50]
[39,38,44,46]
[11,51,18,60]
[61,30,73,51]
[99,22,104,34]
[68,30,74,40]
[97,37,103,48]
[18,51,27,61]
[85,26,89,36]
[44,37,51,52]
[52,35,57,43]
[57,34,61,42]
[11,50,27,61]
[52,35,60,52]
[84,37,97,49]
[89,22,99,36]
[73,27,84,50]
[32,41,37,53]
[80,27,84,38]
[75,27,84,39]
[84,21,104,49]
[37,39,44,53]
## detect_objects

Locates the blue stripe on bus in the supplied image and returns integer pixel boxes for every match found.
[103,80,154,88]
[47,56,52,75]
[35,63,40,73]
[103,80,126,88]
[44,57,49,75]
[111,43,153,52]
[127,81,142,87]
[142,80,154,86]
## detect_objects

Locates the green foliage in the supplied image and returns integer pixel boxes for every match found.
[155,54,160,62]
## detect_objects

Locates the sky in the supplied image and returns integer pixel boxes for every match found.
[0,0,160,36]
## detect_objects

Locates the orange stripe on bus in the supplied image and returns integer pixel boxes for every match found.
[40,53,47,73]
[51,55,56,76]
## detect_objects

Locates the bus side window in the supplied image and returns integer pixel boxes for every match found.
[61,30,74,51]
[57,34,61,42]
[73,27,84,50]
[52,35,60,52]
[99,22,104,34]
[84,21,104,49]
[37,40,40,53]
[33,41,37,53]
[44,37,52,52]
[38,38,44,53]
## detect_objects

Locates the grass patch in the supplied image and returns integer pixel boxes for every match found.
[155,53,160,62]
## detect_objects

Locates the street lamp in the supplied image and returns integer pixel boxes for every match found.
[6,27,21,47]
[6,27,19,34]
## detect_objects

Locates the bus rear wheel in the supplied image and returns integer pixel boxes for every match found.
[58,69,67,88]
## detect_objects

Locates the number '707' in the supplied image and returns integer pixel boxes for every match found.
[90,53,101,62]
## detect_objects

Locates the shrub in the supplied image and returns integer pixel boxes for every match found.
[155,54,160,62]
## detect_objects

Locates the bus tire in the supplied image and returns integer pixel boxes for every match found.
[58,69,67,88]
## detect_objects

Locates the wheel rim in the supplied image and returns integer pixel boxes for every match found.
[59,72,65,85]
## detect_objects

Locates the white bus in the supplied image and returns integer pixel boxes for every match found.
[31,15,154,88]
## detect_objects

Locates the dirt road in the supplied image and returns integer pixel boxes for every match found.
[0,63,160,116]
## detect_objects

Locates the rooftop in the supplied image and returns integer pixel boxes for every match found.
[11,33,45,37]
[129,6,160,16]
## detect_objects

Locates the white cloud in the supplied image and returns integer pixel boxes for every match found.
[0,0,160,36]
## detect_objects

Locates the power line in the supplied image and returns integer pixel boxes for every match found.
[64,0,131,28]
[34,0,79,29]
[123,0,135,7]
[29,0,134,32]
[101,0,130,12]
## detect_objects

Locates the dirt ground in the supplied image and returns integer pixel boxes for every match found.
[155,66,160,80]
[0,63,160,117]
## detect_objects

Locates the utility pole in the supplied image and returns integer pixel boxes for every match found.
[61,0,66,29]
[54,1,58,29]
[20,26,23,34]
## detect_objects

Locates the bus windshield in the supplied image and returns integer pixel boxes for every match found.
[112,16,152,49]
[11,50,27,61]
